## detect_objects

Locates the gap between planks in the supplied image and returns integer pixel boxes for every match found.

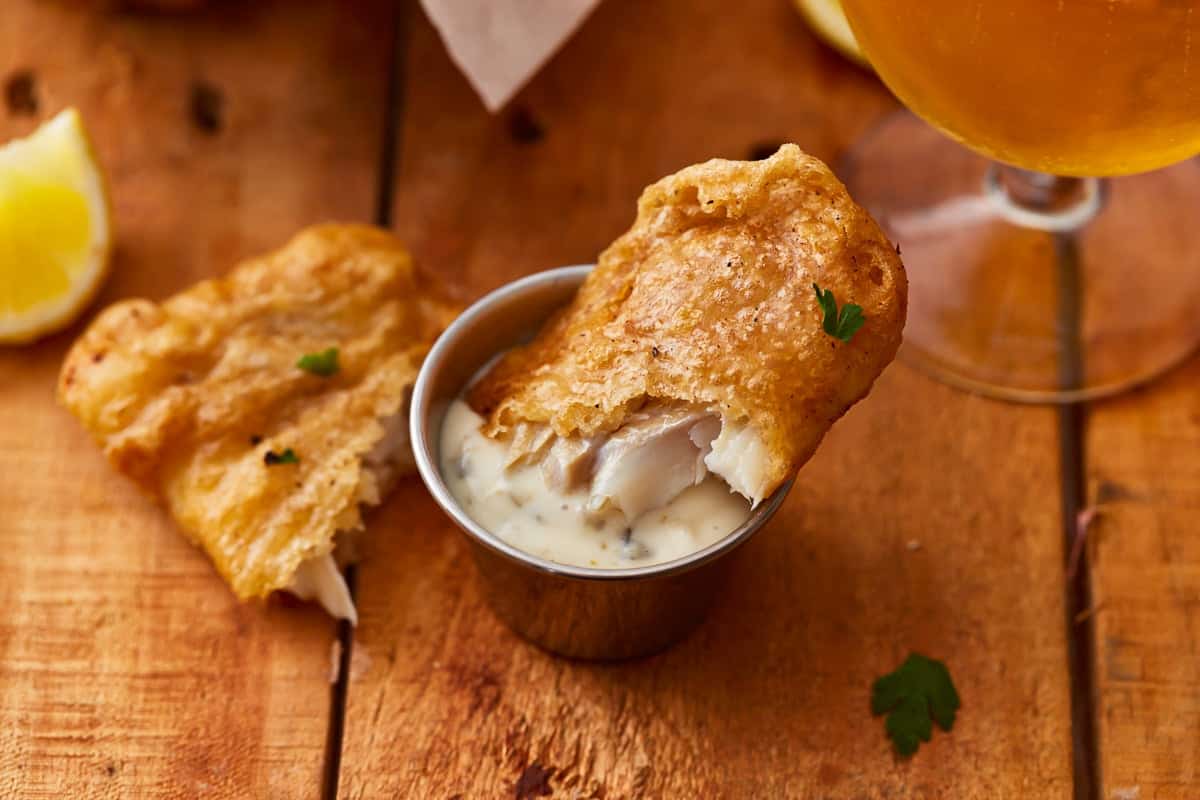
[1054,232,1101,800]
[321,4,409,798]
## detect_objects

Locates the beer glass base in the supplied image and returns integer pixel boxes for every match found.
[840,111,1200,404]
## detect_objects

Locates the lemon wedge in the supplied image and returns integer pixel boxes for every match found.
[0,108,111,344]
[794,0,869,68]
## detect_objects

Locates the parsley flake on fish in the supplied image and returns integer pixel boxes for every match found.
[813,283,865,342]
[264,448,299,466]
[871,653,960,757]
[296,347,339,377]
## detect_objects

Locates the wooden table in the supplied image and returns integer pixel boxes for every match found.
[1,1,1196,797]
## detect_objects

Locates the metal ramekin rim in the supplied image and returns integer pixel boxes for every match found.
[410,264,794,583]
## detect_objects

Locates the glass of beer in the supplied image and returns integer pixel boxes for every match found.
[838,0,1200,401]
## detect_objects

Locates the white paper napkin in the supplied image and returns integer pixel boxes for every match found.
[420,0,602,112]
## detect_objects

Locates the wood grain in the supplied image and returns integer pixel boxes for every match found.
[0,2,392,797]
[1086,357,1200,799]
[340,1,1074,797]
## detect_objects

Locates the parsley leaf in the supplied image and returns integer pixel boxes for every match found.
[871,653,960,757]
[296,347,339,377]
[813,283,866,342]
[264,448,299,466]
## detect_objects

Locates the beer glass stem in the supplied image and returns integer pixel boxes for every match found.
[843,111,1200,402]
[983,165,1105,233]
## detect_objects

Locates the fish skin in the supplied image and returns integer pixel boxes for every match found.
[470,144,907,501]
[58,224,459,601]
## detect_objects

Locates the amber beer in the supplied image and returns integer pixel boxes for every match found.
[840,0,1200,177]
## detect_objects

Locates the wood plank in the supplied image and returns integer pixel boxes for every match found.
[1086,357,1200,798]
[340,1,1075,796]
[0,2,393,797]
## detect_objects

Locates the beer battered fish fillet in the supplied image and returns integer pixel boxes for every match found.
[470,145,906,518]
[58,224,458,622]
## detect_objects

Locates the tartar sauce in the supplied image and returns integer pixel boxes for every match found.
[440,400,752,569]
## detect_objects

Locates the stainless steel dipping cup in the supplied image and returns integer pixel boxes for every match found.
[409,265,794,660]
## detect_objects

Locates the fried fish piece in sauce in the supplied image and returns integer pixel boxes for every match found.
[58,224,458,622]
[470,144,906,519]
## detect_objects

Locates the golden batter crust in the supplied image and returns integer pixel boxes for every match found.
[470,145,906,498]
[59,224,458,600]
